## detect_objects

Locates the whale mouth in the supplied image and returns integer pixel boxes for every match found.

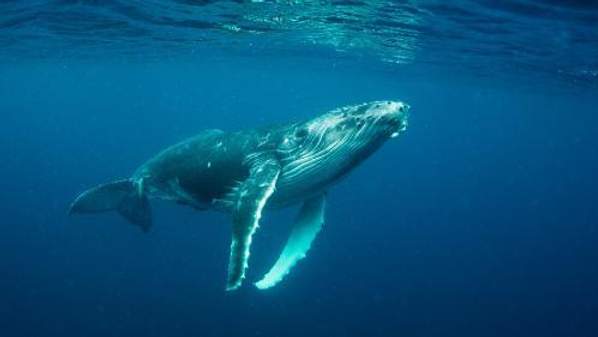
[388,102,409,138]
[390,117,408,138]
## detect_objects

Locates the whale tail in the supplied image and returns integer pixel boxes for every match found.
[69,179,152,232]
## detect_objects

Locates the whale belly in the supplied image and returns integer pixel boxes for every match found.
[270,161,348,208]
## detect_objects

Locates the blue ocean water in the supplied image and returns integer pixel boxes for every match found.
[1,1,597,337]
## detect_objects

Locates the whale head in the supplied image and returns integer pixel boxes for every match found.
[300,100,409,151]
[334,100,409,139]
[275,101,409,200]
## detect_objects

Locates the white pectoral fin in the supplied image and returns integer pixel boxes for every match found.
[255,194,326,290]
[225,159,280,291]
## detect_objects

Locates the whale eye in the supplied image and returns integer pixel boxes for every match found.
[295,128,308,138]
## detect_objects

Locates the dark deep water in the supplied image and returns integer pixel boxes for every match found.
[1,1,598,337]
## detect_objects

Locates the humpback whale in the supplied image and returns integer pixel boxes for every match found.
[69,100,410,290]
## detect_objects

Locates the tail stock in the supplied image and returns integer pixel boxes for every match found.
[69,179,152,232]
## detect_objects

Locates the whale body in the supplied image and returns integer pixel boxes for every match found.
[69,100,410,290]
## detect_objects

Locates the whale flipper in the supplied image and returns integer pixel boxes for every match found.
[225,159,281,291]
[255,194,325,290]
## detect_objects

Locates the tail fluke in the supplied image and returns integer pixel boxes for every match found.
[69,179,152,232]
